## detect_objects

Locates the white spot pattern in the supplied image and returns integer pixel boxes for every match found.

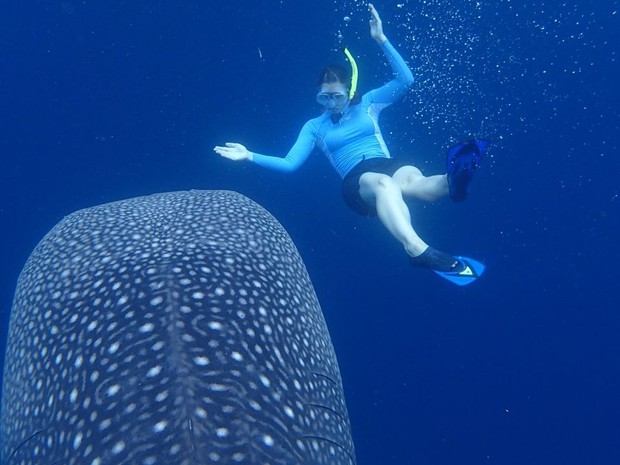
[1,191,354,465]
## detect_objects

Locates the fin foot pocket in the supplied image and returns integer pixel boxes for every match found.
[410,247,464,273]
[446,139,489,202]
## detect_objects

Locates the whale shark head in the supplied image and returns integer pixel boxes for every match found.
[1,190,356,465]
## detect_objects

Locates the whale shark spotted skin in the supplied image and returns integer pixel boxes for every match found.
[1,190,355,465]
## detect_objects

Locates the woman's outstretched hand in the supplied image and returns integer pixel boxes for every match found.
[214,142,252,161]
[368,3,387,43]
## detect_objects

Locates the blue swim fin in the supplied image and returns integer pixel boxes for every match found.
[433,256,486,286]
[446,139,489,202]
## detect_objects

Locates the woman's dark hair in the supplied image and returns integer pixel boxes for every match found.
[317,65,361,104]
[317,65,350,87]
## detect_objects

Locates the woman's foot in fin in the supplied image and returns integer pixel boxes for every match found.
[410,247,465,273]
[446,139,489,202]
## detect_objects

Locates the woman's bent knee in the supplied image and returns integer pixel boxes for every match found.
[358,172,402,205]
[360,172,396,191]
[393,165,423,188]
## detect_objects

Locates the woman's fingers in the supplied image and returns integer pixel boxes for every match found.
[214,142,242,152]
[369,3,380,22]
[215,147,236,160]
[214,143,247,161]
[214,145,231,155]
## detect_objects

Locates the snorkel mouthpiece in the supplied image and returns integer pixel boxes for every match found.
[343,47,358,100]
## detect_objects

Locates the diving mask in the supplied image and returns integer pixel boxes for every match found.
[316,91,349,107]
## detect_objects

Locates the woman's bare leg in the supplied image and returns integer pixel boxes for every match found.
[358,172,428,257]
[392,165,448,202]
[358,170,462,271]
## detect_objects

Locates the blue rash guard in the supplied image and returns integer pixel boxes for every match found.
[251,40,414,179]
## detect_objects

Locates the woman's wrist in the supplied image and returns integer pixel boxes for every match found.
[374,34,388,44]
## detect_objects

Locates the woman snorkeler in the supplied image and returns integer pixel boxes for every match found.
[214,3,488,284]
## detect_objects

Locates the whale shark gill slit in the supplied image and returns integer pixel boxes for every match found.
[9,430,44,461]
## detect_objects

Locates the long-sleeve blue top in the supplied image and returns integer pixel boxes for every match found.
[251,40,415,179]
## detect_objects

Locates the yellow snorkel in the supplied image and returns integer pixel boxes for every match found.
[343,47,358,100]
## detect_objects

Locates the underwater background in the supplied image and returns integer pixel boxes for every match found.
[1,0,618,464]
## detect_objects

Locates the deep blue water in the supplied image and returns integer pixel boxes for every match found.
[1,1,619,464]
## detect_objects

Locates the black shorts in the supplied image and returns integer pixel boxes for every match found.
[341,157,410,216]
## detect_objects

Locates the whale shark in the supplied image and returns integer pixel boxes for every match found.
[1,190,356,465]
